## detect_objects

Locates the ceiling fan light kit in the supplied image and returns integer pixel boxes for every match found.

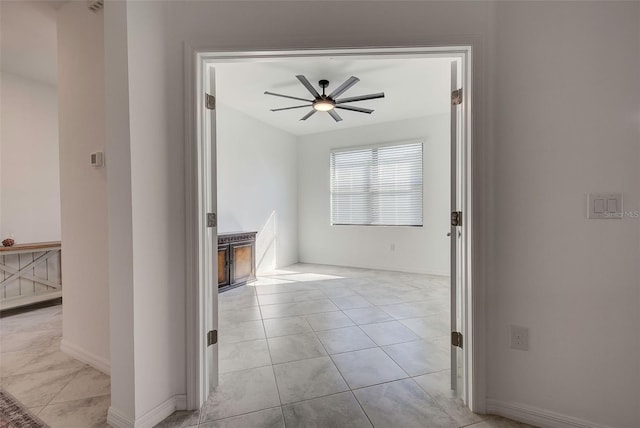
[265,75,385,122]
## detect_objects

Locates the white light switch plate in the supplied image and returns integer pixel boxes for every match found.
[587,193,623,219]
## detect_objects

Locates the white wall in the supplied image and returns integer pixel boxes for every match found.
[216,104,298,272]
[0,72,61,243]
[126,0,186,419]
[106,0,186,422]
[57,2,110,373]
[104,0,136,420]
[103,2,640,427]
[0,0,60,243]
[486,3,640,427]
[298,116,449,275]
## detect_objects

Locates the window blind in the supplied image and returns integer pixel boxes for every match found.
[330,142,423,226]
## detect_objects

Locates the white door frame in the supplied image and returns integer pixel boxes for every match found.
[184,45,480,411]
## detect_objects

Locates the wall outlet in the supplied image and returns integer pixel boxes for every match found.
[510,325,529,351]
[90,151,104,167]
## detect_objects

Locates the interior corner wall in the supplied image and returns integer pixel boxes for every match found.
[57,1,110,372]
[298,115,450,275]
[0,72,61,243]
[216,104,299,273]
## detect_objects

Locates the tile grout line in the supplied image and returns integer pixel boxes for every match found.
[257,283,286,428]
[214,266,454,427]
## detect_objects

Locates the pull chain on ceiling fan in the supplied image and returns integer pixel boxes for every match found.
[264,75,385,122]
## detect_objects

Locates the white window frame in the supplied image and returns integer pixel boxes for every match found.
[330,140,424,227]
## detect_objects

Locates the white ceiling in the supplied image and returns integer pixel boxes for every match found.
[0,1,60,86]
[214,57,452,136]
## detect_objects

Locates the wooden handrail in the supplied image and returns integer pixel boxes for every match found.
[0,241,61,253]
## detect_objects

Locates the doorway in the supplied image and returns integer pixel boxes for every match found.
[185,47,474,420]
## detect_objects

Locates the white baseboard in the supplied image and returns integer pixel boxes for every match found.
[297,259,449,277]
[60,339,110,375]
[107,407,134,428]
[486,399,611,428]
[174,394,187,411]
[107,394,187,428]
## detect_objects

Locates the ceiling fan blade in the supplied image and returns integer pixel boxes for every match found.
[300,110,317,121]
[328,76,360,99]
[270,105,313,112]
[296,75,321,98]
[264,91,312,103]
[328,110,343,122]
[335,105,374,114]
[336,92,385,104]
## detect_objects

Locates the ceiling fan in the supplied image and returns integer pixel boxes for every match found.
[264,75,385,122]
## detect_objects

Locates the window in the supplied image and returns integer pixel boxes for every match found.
[330,142,423,226]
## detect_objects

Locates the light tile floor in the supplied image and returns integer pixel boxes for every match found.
[0,265,534,428]
[0,304,111,427]
[159,263,536,428]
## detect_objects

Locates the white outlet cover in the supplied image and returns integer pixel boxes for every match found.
[510,325,529,351]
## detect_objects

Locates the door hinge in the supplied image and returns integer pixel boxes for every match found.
[451,211,462,227]
[207,330,218,346]
[452,331,463,348]
[451,88,463,105]
[207,213,217,228]
[205,93,216,110]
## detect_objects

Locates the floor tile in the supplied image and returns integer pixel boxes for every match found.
[28,406,44,416]
[0,311,62,334]
[273,356,348,404]
[413,370,484,426]
[38,394,111,428]
[255,283,317,295]
[319,287,357,298]
[315,326,376,354]
[270,273,342,283]
[399,314,450,340]
[49,366,110,404]
[0,329,62,354]
[219,320,265,344]
[329,295,372,310]
[219,294,259,310]
[219,285,256,301]
[219,339,272,373]
[258,290,325,305]
[263,316,313,338]
[155,409,201,428]
[331,348,407,389]
[282,391,372,428]
[219,306,262,325]
[359,321,419,346]
[464,415,537,428]
[382,339,449,376]
[293,299,340,316]
[267,333,326,364]
[200,407,284,428]
[305,312,355,331]
[260,303,300,319]
[200,366,280,422]
[378,300,446,319]
[358,291,406,306]
[343,307,393,325]
[353,378,457,428]
[1,366,84,407]
[0,348,85,377]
